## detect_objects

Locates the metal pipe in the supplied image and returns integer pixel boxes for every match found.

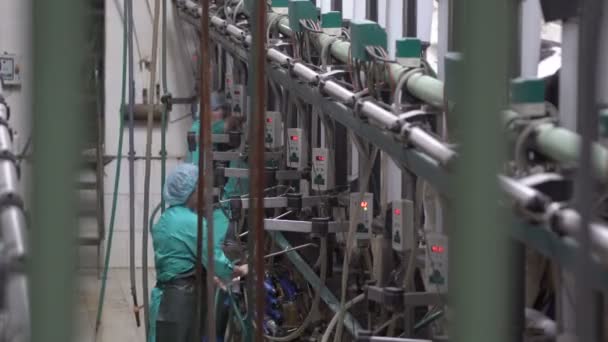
[263,243,318,259]
[126,0,141,328]
[198,1,217,339]
[248,0,267,340]
[322,80,356,104]
[0,97,29,342]
[31,0,83,340]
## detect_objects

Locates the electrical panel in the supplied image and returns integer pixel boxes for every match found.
[391,199,415,252]
[0,53,22,86]
[311,148,334,191]
[424,232,448,293]
[288,0,318,33]
[287,128,307,169]
[265,112,283,149]
[350,192,374,240]
[230,84,245,116]
[350,20,387,61]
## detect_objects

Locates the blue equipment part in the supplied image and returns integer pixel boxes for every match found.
[277,274,298,301]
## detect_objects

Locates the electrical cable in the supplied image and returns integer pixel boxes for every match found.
[321,293,365,342]
[94,0,129,330]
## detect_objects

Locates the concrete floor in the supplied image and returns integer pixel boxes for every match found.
[77,268,155,342]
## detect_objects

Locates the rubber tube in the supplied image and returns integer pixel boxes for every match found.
[141,0,162,337]
[127,0,141,327]
[321,294,366,342]
[95,0,129,329]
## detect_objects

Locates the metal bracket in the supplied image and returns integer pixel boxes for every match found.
[356,331,433,342]
[213,151,283,162]
[264,218,348,234]
[366,286,445,311]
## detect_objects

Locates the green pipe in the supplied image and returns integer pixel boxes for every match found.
[501,110,608,183]
[31,0,84,341]
[413,310,444,333]
[268,13,444,108]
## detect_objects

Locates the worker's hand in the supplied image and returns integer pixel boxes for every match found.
[214,276,227,291]
[232,264,249,278]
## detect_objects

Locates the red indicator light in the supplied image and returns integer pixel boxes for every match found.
[431,245,444,253]
[290,135,299,141]
[394,209,401,216]
[360,201,368,208]
[266,117,273,123]
[316,156,325,161]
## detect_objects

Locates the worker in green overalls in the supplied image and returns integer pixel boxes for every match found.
[148,164,248,342]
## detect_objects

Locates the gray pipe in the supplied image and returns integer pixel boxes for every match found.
[0,96,29,342]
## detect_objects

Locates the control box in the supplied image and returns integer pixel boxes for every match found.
[311,148,334,191]
[424,232,448,293]
[288,0,318,33]
[265,111,283,149]
[321,11,342,36]
[0,53,22,86]
[350,20,387,61]
[230,84,245,116]
[350,192,374,240]
[391,199,415,252]
[287,128,307,169]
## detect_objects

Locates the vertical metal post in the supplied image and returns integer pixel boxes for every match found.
[574,0,603,340]
[450,1,511,342]
[403,0,417,37]
[199,1,216,340]
[559,21,579,130]
[332,0,342,11]
[248,0,267,340]
[520,0,542,77]
[31,0,84,341]
[436,0,450,79]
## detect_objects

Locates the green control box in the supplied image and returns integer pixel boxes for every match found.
[350,20,387,61]
[321,11,342,35]
[396,38,421,67]
[272,0,289,14]
[511,77,546,116]
[288,0,318,33]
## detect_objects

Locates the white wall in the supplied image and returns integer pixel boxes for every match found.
[102,0,195,267]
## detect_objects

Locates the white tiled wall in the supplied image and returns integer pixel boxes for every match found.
[102,0,196,267]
